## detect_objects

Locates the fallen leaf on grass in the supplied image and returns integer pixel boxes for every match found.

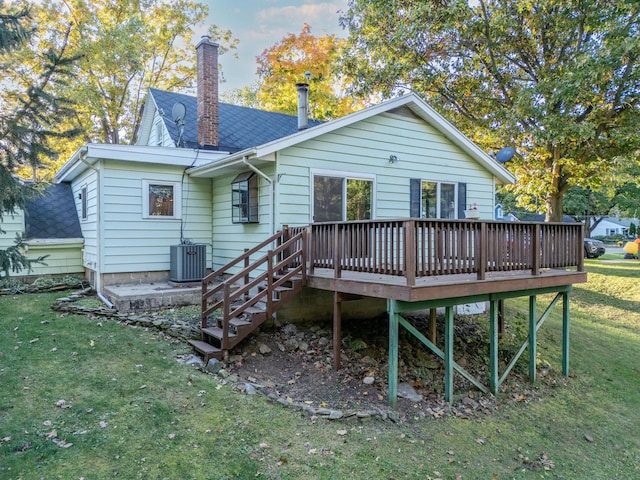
[0,436,10,445]
[584,434,594,442]
[51,437,73,448]
[55,399,72,409]
[475,438,486,445]
[29,338,39,343]
[99,421,108,428]
[336,429,347,436]
[168,433,176,440]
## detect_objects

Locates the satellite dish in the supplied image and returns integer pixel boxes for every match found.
[495,147,516,163]
[172,102,186,124]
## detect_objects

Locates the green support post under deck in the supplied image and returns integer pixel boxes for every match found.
[385,286,573,407]
[444,306,454,403]
[529,296,537,382]
[563,291,570,376]
[388,300,399,408]
[489,300,499,394]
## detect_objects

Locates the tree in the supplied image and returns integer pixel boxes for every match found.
[0,1,79,277]
[8,0,236,161]
[340,0,640,221]
[232,24,365,120]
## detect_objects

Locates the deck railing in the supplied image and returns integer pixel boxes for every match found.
[308,219,584,286]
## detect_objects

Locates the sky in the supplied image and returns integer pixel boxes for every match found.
[200,1,350,95]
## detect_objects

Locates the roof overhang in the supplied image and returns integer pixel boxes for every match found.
[188,93,515,184]
[54,144,230,182]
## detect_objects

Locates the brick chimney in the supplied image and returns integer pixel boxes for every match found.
[196,35,219,149]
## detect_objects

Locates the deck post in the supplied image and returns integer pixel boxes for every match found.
[489,299,499,394]
[429,308,437,344]
[444,306,454,403]
[387,299,399,408]
[529,295,537,382]
[333,291,342,371]
[562,290,570,376]
[404,220,416,286]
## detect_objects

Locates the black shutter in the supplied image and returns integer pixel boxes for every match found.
[457,183,467,219]
[410,178,421,218]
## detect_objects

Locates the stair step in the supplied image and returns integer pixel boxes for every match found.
[229,317,252,328]
[187,340,222,362]
[202,326,237,339]
[244,306,266,315]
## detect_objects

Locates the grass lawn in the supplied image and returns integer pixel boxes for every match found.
[1,258,639,479]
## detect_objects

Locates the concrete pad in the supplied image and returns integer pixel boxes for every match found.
[103,282,201,312]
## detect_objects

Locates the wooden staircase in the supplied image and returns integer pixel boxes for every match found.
[189,227,307,363]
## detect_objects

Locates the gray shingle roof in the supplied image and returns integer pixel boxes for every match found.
[149,88,322,152]
[24,183,83,239]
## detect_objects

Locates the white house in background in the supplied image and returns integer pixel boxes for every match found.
[52,36,515,301]
[589,217,637,238]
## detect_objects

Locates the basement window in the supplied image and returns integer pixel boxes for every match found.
[231,172,259,223]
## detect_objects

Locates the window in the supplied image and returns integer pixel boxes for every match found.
[80,186,88,220]
[312,172,374,222]
[155,122,163,146]
[410,179,466,219]
[231,172,259,223]
[142,180,181,219]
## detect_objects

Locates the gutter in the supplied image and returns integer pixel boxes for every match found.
[242,157,275,236]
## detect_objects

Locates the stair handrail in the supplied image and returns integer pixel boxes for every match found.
[202,228,294,326]
[201,228,307,335]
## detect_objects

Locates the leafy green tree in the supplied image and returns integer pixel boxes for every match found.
[9,0,236,163]
[0,1,79,277]
[340,0,640,221]
[232,24,365,120]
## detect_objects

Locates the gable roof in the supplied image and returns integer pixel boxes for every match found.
[188,93,516,185]
[24,183,83,239]
[145,88,323,152]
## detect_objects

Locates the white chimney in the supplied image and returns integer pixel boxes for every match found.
[296,82,309,130]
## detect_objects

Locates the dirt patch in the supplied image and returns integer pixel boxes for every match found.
[219,314,514,422]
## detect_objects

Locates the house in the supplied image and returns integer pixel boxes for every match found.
[52,36,515,308]
[19,37,590,405]
[589,217,637,238]
[0,183,84,279]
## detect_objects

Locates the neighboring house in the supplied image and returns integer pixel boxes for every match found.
[52,36,515,301]
[494,204,518,222]
[0,183,84,278]
[589,217,637,238]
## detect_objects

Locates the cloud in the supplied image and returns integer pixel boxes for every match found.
[252,2,348,39]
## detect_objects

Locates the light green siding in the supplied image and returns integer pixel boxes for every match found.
[275,110,494,227]
[70,167,99,271]
[24,241,84,276]
[211,166,274,270]
[0,209,25,250]
[99,160,212,274]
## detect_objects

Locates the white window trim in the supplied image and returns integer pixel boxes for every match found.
[142,179,182,219]
[421,180,458,219]
[80,185,88,221]
[310,168,376,222]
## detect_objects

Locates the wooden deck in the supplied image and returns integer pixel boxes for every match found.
[199,219,587,405]
[308,267,586,302]
[287,218,587,299]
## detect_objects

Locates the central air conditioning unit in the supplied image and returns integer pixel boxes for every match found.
[170,244,206,283]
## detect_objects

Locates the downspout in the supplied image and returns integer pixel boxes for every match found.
[79,147,112,308]
[242,157,275,236]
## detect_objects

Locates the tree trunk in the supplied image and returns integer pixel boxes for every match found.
[545,191,564,222]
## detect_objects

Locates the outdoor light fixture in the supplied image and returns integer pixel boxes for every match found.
[388,154,398,164]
